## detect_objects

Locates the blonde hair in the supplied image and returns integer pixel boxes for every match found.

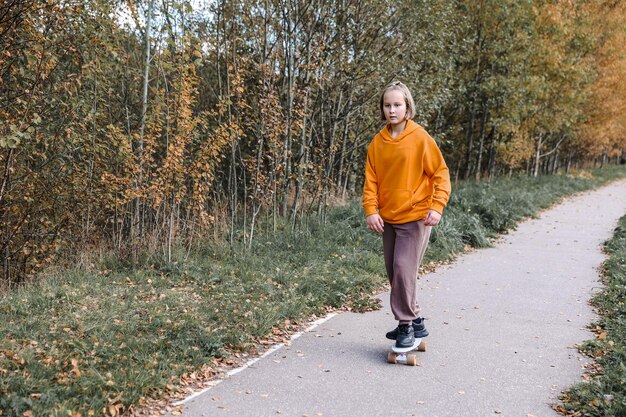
[379,81,416,122]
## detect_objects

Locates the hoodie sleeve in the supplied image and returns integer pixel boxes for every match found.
[423,133,451,215]
[362,143,379,217]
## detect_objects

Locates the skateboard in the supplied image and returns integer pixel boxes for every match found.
[387,338,427,366]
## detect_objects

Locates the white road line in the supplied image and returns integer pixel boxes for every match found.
[174,313,338,405]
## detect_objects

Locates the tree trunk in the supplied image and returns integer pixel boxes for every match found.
[487,130,497,181]
[138,0,153,164]
[167,193,174,263]
[132,0,154,259]
[533,134,543,177]
[291,19,314,221]
[280,1,297,216]
[474,103,488,181]
[464,22,483,180]
[336,92,352,192]
[552,149,559,174]
[463,105,476,179]
[566,151,572,174]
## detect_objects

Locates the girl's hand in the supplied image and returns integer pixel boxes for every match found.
[424,210,442,226]
[366,214,385,234]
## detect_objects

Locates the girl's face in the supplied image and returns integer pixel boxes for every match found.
[382,90,407,127]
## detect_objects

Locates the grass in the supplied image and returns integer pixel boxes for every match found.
[1,165,625,416]
[557,213,626,417]
[429,166,626,260]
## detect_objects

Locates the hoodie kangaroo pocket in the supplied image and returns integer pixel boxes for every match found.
[379,189,412,218]
[410,181,431,207]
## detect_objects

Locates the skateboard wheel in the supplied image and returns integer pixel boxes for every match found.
[387,352,398,364]
[406,354,418,366]
[417,341,427,352]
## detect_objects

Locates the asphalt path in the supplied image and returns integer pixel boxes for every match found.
[171,178,626,417]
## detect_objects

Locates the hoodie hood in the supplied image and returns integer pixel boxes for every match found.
[378,119,421,143]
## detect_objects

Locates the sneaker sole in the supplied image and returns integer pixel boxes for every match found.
[386,329,429,340]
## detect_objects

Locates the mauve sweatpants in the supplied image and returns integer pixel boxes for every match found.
[383,220,431,323]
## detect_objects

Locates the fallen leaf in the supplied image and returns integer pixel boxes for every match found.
[71,359,81,378]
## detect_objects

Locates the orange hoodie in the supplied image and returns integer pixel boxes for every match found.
[362,120,451,224]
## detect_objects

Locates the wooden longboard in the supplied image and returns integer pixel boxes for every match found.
[387,338,427,366]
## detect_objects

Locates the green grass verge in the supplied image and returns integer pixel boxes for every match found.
[1,165,625,416]
[557,213,626,417]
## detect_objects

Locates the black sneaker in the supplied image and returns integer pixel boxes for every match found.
[395,324,415,348]
[386,318,429,340]
[413,317,429,338]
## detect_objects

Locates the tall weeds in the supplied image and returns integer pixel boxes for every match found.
[557,214,626,416]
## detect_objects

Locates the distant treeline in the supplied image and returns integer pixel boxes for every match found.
[1,0,625,286]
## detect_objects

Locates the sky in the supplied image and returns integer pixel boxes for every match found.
[113,0,214,31]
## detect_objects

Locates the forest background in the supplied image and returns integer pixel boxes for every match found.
[1,0,625,288]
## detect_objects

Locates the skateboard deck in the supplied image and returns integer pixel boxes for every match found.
[387,338,427,366]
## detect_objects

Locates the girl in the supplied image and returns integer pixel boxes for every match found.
[362,81,451,348]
